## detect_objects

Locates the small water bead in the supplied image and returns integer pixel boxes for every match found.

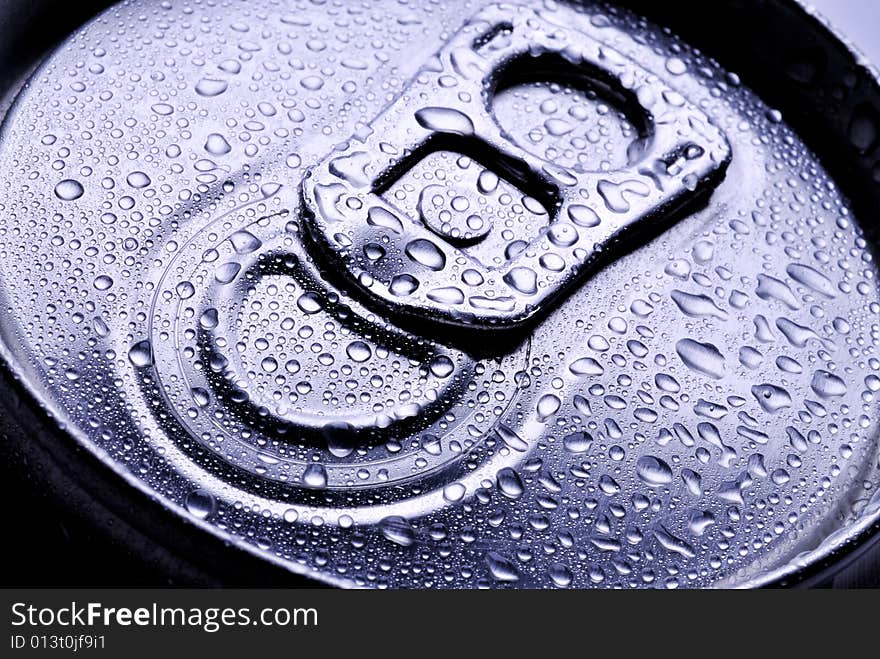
[665,56,687,75]
[199,308,219,329]
[443,482,466,502]
[569,357,604,376]
[414,106,474,135]
[302,463,328,489]
[739,346,763,369]
[477,170,499,194]
[692,240,714,263]
[296,292,323,314]
[184,489,216,519]
[751,384,793,413]
[300,75,325,91]
[630,299,654,316]
[671,289,728,319]
[428,355,455,378]
[126,171,151,188]
[676,338,725,379]
[195,77,229,96]
[205,133,232,155]
[389,274,419,296]
[567,204,601,228]
[664,259,691,280]
[771,469,791,485]
[504,267,538,295]
[229,230,262,254]
[563,431,592,453]
[218,58,241,74]
[214,262,241,284]
[405,238,446,271]
[346,340,372,363]
[635,455,673,486]
[547,223,579,247]
[496,467,524,499]
[93,275,113,290]
[598,474,620,495]
[485,551,519,582]
[687,510,716,536]
[191,387,210,407]
[379,516,416,547]
[655,373,680,393]
[681,469,702,497]
[786,262,836,298]
[92,317,110,337]
[755,274,800,309]
[127,340,153,368]
[548,563,573,587]
[54,179,84,200]
[588,335,610,351]
[810,370,847,399]
[536,393,561,421]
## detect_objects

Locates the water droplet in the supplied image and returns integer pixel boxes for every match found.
[635,455,673,486]
[569,357,604,376]
[664,259,691,280]
[786,262,836,298]
[428,355,454,378]
[497,467,524,499]
[567,204,601,228]
[199,308,219,330]
[346,340,372,363]
[653,526,696,558]
[503,267,538,296]
[671,289,727,319]
[485,551,519,582]
[776,317,820,348]
[563,431,592,454]
[389,274,419,297]
[296,292,323,314]
[548,563,573,587]
[443,482,466,502]
[536,393,560,421]
[126,171,151,188]
[302,463,328,489]
[195,77,229,97]
[127,340,153,368]
[93,275,113,290]
[810,370,847,398]
[751,383,792,413]
[379,516,416,547]
[414,106,474,135]
[54,179,84,200]
[676,339,725,379]
[229,230,262,254]
[405,238,446,271]
[205,133,232,155]
[214,262,241,284]
[184,489,216,519]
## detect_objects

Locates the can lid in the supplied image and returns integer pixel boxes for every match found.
[0,0,878,588]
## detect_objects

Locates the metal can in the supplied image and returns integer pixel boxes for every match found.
[0,0,879,588]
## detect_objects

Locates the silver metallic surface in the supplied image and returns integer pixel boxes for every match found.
[0,0,878,588]
[302,5,730,330]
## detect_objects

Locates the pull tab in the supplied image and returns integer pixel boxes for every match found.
[302,4,731,332]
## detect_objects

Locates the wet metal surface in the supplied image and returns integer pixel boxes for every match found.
[0,1,878,587]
